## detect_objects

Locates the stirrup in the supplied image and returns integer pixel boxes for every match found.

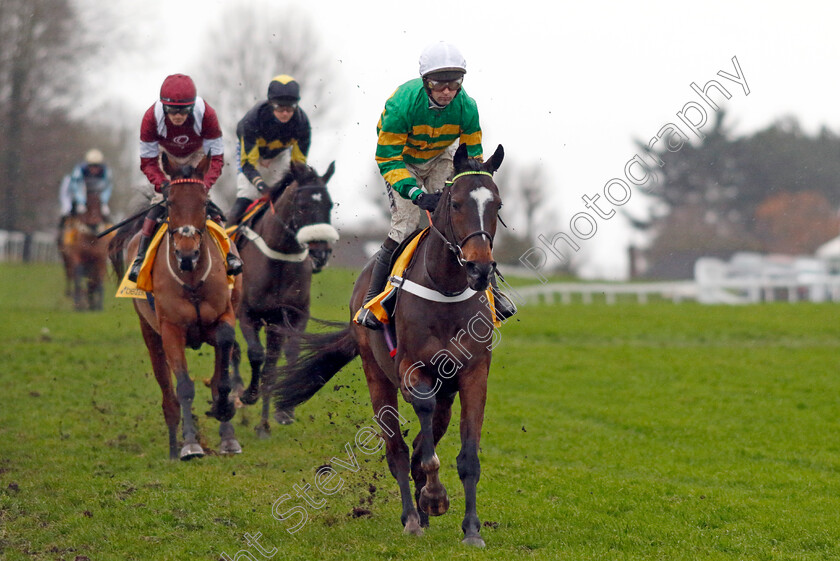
[354,308,383,330]
[226,253,243,276]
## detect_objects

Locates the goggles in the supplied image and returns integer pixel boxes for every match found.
[425,77,463,92]
[163,104,193,115]
[270,101,298,112]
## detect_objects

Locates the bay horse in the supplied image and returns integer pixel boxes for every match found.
[231,160,339,437]
[61,189,111,311]
[109,155,243,460]
[274,144,505,547]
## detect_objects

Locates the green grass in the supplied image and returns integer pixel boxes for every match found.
[2,263,840,560]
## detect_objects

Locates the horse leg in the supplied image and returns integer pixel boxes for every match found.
[206,321,236,424]
[261,323,290,428]
[457,372,488,547]
[410,384,450,520]
[275,309,307,425]
[138,317,179,460]
[411,390,455,527]
[361,348,422,535]
[73,263,85,311]
[161,322,204,460]
[211,321,241,455]
[239,315,264,408]
[230,340,244,397]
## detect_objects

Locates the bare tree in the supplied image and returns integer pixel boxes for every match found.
[0,0,86,231]
[195,3,342,207]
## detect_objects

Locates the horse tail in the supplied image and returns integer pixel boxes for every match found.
[273,324,359,410]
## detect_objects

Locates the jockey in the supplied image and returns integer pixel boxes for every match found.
[354,41,517,330]
[61,148,114,224]
[226,74,312,226]
[129,73,242,283]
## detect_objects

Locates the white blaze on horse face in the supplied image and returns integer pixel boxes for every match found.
[470,187,494,232]
[312,193,323,202]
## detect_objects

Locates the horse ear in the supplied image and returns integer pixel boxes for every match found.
[453,143,470,171]
[322,161,336,184]
[484,144,504,173]
[195,155,211,178]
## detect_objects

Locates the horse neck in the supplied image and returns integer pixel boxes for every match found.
[259,189,301,251]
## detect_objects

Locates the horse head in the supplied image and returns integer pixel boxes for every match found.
[269,161,339,273]
[162,153,210,272]
[434,143,504,291]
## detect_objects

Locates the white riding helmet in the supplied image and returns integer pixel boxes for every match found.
[85,148,104,165]
[418,41,467,79]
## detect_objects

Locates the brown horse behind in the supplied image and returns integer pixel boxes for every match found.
[109,155,243,460]
[273,144,505,546]
[61,190,112,311]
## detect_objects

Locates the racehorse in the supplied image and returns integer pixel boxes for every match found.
[273,144,505,547]
[61,188,111,311]
[109,155,243,460]
[230,160,339,437]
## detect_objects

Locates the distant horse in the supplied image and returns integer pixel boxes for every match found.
[274,144,505,546]
[61,189,111,311]
[231,160,339,437]
[109,155,243,460]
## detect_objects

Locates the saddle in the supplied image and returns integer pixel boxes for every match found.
[355,229,500,328]
[115,220,235,299]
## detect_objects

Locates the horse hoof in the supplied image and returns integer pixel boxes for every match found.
[419,486,450,516]
[180,442,205,460]
[274,409,295,425]
[403,518,424,536]
[462,535,485,548]
[219,438,242,455]
[255,422,271,439]
[240,389,259,406]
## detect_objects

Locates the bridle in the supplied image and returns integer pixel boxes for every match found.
[426,170,496,268]
[267,183,330,237]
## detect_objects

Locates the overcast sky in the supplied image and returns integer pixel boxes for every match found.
[95,0,840,279]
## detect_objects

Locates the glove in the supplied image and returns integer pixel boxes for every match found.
[254,178,268,193]
[158,180,171,198]
[414,192,442,212]
[76,204,87,215]
[101,204,110,216]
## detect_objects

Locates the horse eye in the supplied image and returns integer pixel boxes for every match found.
[452,202,461,211]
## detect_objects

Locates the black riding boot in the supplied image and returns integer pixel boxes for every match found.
[226,197,253,228]
[206,200,243,275]
[355,238,399,330]
[490,273,518,321]
[128,234,152,283]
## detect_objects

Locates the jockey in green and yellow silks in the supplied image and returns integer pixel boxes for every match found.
[355,41,516,331]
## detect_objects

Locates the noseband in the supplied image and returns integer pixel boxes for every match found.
[427,170,495,267]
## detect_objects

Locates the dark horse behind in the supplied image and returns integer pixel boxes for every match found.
[231,160,339,437]
[273,144,505,547]
[109,154,243,460]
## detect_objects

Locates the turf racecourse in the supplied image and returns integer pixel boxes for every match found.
[2,263,840,560]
